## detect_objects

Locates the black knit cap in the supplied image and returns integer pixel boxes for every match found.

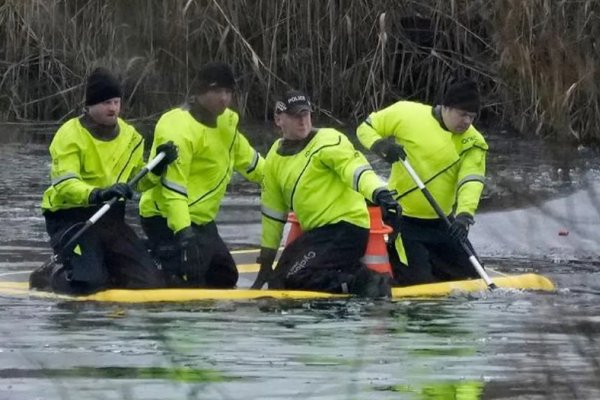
[85,67,122,106]
[442,79,480,113]
[196,62,236,93]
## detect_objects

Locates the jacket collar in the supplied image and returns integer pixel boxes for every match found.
[188,102,218,128]
[277,129,318,156]
[432,105,450,132]
[79,113,119,141]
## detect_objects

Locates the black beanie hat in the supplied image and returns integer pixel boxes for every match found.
[85,67,122,106]
[442,79,480,113]
[196,62,236,93]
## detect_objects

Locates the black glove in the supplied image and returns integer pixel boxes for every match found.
[374,188,402,232]
[449,212,474,242]
[371,139,405,164]
[152,141,178,176]
[88,183,133,204]
[251,247,278,289]
[175,226,203,283]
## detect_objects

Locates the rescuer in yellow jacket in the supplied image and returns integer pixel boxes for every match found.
[139,62,264,288]
[30,68,177,295]
[356,79,488,285]
[251,90,401,296]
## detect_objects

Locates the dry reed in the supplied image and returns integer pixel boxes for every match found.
[1,0,599,142]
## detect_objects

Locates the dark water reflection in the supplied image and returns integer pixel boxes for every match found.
[0,125,599,399]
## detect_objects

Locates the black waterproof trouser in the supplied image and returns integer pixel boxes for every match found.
[141,216,238,288]
[43,204,164,295]
[269,221,389,296]
[390,216,480,286]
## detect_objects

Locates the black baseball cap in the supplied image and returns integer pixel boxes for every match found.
[274,90,313,115]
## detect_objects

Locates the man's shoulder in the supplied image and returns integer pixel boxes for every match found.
[459,126,488,150]
[155,108,201,139]
[315,126,339,135]
[56,116,81,131]
[313,127,348,142]
[217,108,239,128]
[386,100,430,112]
[116,117,140,132]
[158,107,188,122]
[264,139,285,168]
[468,125,487,141]
[266,138,283,156]
[374,101,432,123]
[53,117,86,142]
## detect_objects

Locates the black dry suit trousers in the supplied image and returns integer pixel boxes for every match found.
[141,216,238,288]
[44,204,164,295]
[268,221,388,295]
[390,216,480,286]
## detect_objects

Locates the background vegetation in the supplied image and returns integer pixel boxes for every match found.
[1,0,599,142]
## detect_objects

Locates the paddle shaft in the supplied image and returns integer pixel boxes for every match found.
[396,148,497,290]
[53,151,166,262]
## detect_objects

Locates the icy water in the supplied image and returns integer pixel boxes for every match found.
[1,125,599,399]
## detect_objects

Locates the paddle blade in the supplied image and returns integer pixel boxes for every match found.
[29,258,63,291]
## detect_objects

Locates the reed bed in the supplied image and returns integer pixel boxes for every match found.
[1,0,599,142]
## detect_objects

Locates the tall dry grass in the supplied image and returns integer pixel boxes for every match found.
[0,0,599,142]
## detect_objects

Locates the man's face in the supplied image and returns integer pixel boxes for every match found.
[87,97,121,126]
[441,106,477,134]
[198,87,233,116]
[275,110,312,140]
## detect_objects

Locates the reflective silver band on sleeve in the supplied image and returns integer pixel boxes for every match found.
[360,254,390,265]
[353,165,373,191]
[246,151,259,174]
[261,205,288,223]
[51,172,78,186]
[161,178,188,197]
[457,174,485,189]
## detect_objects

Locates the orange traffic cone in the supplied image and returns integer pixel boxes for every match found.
[361,206,394,277]
[285,212,303,245]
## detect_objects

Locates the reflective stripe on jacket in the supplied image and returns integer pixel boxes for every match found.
[41,117,150,212]
[139,107,264,233]
[261,128,385,249]
[356,101,487,219]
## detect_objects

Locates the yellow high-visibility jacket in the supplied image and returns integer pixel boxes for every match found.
[41,117,154,212]
[356,101,487,219]
[139,107,264,233]
[261,128,386,250]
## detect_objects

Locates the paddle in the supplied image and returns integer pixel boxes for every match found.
[39,151,167,271]
[394,147,497,290]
